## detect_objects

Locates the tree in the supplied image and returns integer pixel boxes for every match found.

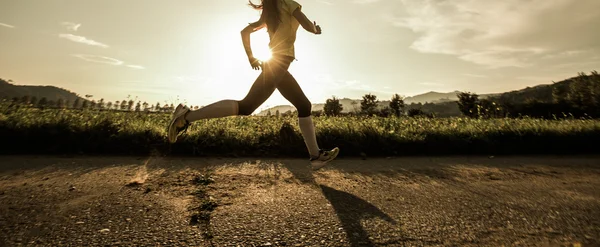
[275,110,280,117]
[127,100,134,111]
[324,96,343,116]
[389,94,405,117]
[30,96,38,107]
[65,100,71,109]
[155,102,161,111]
[477,98,503,118]
[552,81,569,104]
[107,102,113,110]
[457,92,480,118]
[98,98,105,109]
[73,98,81,109]
[266,110,272,117]
[57,98,65,109]
[82,100,89,109]
[38,97,48,107]
[20,95,30,105]
[361,93,379,115]
[120,100,128,110]
[90,100,97,109]
[135,101,141,112]
[350,101,359,114]
[379,106,392,117]
[408,108,425,117]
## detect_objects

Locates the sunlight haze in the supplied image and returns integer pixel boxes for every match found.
[1,0,599,112]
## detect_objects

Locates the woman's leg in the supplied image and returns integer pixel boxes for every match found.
[235,57,293,115]
[183,100,239,122]
[184,57,292,122]
[168,57,292,143]
[276,71,340,167]
[276,71,321,159]
[183,73,272,122]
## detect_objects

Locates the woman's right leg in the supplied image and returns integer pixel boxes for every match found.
[168,57,289,143]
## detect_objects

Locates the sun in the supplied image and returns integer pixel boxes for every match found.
[251,30,272,61]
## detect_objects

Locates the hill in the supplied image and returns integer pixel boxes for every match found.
[256,91,497,116]
[256,71,598,117]
[489,72,598,105]
[403,91,496,104]
[0,78,85,103]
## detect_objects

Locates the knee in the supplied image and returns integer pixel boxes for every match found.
[237,100,254,116]
[297,100,312,118]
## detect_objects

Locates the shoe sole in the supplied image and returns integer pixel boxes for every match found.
[167,105,189,143]
[311,147,340,171]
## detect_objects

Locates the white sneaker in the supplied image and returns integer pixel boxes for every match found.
[310,147,340,170]
[167,104,190,143]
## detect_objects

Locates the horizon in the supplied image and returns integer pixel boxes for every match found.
[1,0,599,113]
[4,75,559,106]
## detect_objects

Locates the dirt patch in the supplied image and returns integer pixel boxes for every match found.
[0,156,215,246]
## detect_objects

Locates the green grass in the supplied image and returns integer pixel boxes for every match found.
[1,103,599,157]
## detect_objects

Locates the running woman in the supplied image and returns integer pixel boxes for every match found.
[167,0,339,170]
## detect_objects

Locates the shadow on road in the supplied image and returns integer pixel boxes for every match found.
[279,160,396,247]
[319,185,396,247]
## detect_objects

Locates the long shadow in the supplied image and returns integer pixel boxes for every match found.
[279,160,396,247]
[320,185,396,247]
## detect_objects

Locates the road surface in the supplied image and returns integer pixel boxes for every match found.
[0,155,599,246]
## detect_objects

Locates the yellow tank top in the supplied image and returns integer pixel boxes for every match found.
[268,0,302,59]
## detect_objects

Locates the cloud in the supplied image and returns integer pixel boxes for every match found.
[126,65,146,70]
[314,74,391,96]
[462,73,487,78]
[0,22,15,29]
[71,54,146,70]
[390,0,600,68]
[71,54,123,65]
[315,0,334,5]
[354,0,380,4]
[420,82,444,86]
[59,34,108,48]
[61,22,81,31]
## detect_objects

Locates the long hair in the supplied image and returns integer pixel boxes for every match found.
[249,0,281,34]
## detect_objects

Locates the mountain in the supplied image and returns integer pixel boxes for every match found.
[258,98,372,116]
[0,78,85,103]
[403,91,497,104]
[256,91,498,116]
[489,72,598,104]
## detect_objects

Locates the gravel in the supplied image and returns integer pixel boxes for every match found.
[1,155,599,246]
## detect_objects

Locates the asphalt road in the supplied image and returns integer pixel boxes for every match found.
[0,155,599,246]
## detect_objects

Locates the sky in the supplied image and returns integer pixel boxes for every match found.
[1,0,599,111]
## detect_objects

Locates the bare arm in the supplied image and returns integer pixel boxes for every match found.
[241,18,266,70]
[292,8,321,34]
[241,19,266,59]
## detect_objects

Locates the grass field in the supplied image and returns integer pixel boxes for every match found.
[1,103,599,157]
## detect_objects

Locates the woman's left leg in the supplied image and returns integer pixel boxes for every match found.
[276,70,321,159]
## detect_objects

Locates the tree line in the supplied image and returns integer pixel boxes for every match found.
[457,71,600,119]
[5,70,598,119]
[3,95,204,113]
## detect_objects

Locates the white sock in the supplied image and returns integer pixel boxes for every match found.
[298,116,320,158]
[185,100,239,122]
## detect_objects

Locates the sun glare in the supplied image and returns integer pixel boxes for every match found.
[251,30,272,61]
